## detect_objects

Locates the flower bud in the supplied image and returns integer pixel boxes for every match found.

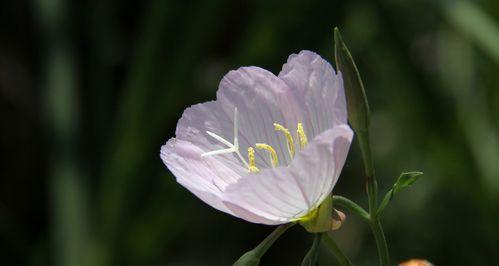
[331,209,346,230]
[334,27,370,133]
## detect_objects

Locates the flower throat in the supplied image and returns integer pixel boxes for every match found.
[201,108,309,172]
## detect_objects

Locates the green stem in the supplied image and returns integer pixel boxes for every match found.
[332,195,370,221]
[334,28,388,266]
[369,218,389,266]
[357,130,377,213]
[357,130,389,266]
[322,234,355,266]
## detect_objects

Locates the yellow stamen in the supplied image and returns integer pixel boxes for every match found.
[297,123,308,149]
[273,123,295,158]
[247,147,259,173]
[255,143,279,167]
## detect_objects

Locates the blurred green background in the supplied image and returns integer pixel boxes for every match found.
[1,0,499,265]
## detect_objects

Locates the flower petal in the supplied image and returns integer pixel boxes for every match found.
[279,50,347,138]
[222,125,353,224]
[161,138,242,214]
[175,100,248,176]
[217,66,305,166]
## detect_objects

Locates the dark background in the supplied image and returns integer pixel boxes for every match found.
[2,0,499,265]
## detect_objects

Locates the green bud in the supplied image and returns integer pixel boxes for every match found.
[334,27,370,133]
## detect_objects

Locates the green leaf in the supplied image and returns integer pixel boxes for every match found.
[393,172,424,193]
[233,223,293,266]
[233,250,261,266]
[301,233,323,266]
[377,172,424,214]
[334,27,370,134]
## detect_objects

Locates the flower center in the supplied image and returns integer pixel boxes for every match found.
[201,108,309,173]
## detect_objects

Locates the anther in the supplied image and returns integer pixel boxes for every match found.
[247,147,259,173]
[256,143,279,167]
[273,123,295,158]
[297,123,308,149]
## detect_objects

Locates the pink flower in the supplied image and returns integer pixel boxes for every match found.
[161,50,353,225]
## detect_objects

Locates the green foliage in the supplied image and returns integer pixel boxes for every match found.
[378,172,424,215]
[233,250,261,266]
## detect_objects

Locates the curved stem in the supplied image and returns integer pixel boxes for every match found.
[332,195,370,221]
[322,234,355,266]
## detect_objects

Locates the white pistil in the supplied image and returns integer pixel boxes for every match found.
[201,108,250,169]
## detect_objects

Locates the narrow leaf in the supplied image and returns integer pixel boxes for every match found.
[233,250,261,266]
[378,172,424,214]
[233,223,293,265]
[393,172,424,194]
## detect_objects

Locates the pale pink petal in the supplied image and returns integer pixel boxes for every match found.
[162,51,354,225]
[222,125,353,224]
[161,138,242,214]
[279,50,347,138]
[175,101,247,176]
[217,67,305,166]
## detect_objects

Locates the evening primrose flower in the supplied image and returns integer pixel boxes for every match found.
[160,50,353,228]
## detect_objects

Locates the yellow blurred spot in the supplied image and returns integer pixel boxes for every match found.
[399,259,434,266]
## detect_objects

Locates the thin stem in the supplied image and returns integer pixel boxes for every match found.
[335,28,389,266]
[332,195,370,221]
[357,130,377,213]
[357,130,389,266]
[322,234,355,266]
[369,218,389,266]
